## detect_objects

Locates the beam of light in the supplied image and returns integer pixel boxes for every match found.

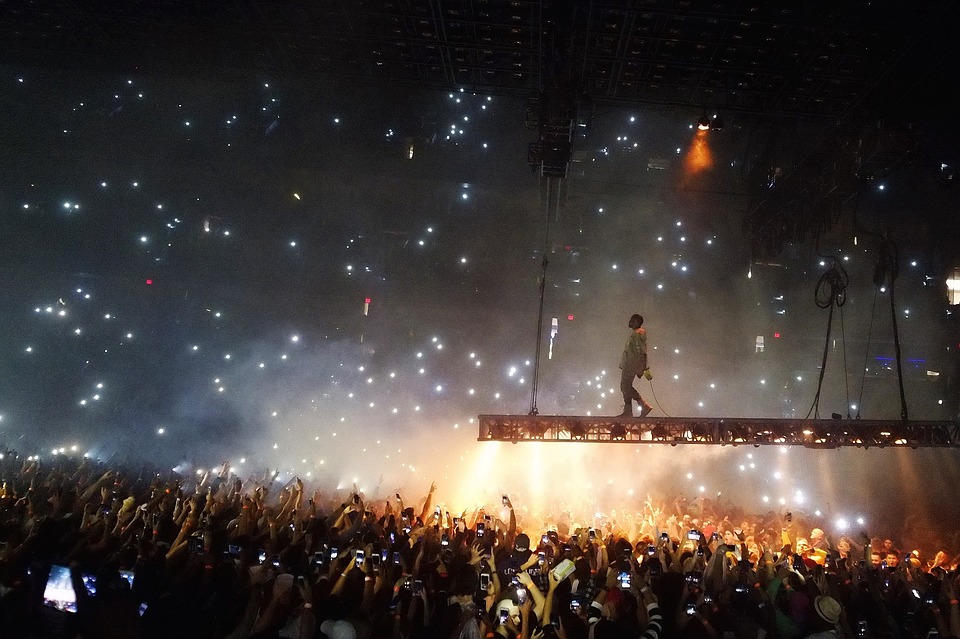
[683,129,712,174]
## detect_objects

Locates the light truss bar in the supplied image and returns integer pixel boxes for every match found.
[478,415,960,448]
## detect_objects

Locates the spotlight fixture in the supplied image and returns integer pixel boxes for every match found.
[697,112,711,131]
[710,114,724,131]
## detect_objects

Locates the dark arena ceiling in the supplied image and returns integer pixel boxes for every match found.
[0,0,954,120]
[1,1,957,256]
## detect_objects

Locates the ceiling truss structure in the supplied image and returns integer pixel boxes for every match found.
[0,0,944,120]
[1,1,951,248]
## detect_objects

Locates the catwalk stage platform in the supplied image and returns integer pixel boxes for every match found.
[478,414,960,448]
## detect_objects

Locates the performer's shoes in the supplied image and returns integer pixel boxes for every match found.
[616,405,633,418]
[639,403,653,418]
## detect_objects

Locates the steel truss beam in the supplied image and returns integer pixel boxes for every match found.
[478,415,960,448]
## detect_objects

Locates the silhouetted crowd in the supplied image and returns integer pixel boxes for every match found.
[1,452,958,639]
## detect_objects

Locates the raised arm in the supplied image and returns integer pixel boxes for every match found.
[418,481,438,524]
[516,571,547,622]
[78,470,115,504]
[540,569,560,631]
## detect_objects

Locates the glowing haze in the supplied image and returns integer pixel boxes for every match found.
[1,67,958,540]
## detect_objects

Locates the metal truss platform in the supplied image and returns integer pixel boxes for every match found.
[478,415,960,449]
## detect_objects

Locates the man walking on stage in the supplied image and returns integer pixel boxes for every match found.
[618,313,654,418]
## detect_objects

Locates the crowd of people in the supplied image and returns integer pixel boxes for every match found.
[1,451,959,639]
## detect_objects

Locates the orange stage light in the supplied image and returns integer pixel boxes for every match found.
[684,129,713,174]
